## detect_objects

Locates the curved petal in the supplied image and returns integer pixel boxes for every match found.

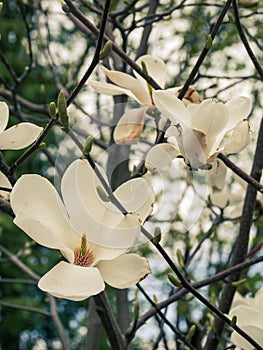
[230,325,263,350]
[145,143,180,172]
[134,55,166,89]
[97,254,151,288]
[102,67,150,104]
[152,90,189,124]
[209,160,227,190]
[225,96,252,132]
[0,171,12,199]
[61,159,141,249]
[224,119,251,154]
[229,305,263,328]
[10,174,79,250]
[0,123,42,150]
[210,191,243,208]
[38,261,105,301]
[13,211,75,263]
[0,101,9,132]
[191,100,229,154]
[114,177,155,222]
[88,80,138,100]
[113,107,147,144]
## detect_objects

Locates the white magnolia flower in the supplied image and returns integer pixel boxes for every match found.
[89,55,201,144]
[146,91,252,189]
[0,101,42,150]
[10,159,154,301]
[228,287,263,350]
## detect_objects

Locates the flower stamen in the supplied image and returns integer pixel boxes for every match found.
[74,235,95,267]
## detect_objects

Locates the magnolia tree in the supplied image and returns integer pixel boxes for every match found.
[0,0,263,349]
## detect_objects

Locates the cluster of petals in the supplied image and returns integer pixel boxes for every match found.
[10,159,154,301]
[89,55,201,144]
[228,287,263,350]
[145,91,252,189]
[0,102,43,197]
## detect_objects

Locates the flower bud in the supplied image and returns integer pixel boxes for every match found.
[168,273,181,287]
[49,102,57,120]
[83,136,94,156]
[58,90,69,132]
[99,40,112,60]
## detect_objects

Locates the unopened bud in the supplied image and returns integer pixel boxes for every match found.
[186,325,196,339]
[134,300,140,321]
[49,102,57,120]
[168,273,181,287]
[58,90,69,132]
[0,3,3,12]
[228,13,235,25]
[231,278,247,287]
[99,40,112,60]
[206,34,213,50]
[38,142,46,149]
[153,294,158,306]
[176,249,184,268]
[152,226,162,245]
[83,136,94,156]
[230,315,237,327]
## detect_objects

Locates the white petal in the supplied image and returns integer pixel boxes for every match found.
[38,261,105,301]
[0,123,42,150]
[97,254,151,288]
[224,119,251,154]
[102,67,150,104]
[0,171,12,199]
[225,96,252,132]
[231,325,263,350]
[88,80,138,100]
[210,191,243,208]
[191,100,229,154]
[209,160,227,190]
[145,143,180,172]
[152,90,189,124]
[10,174,79,250]
[0,102,9,132]
[229,305,263,328]
[134,55,167,89]
[114,177,155,222]
[113,107,147,144]
[61,159,141,250]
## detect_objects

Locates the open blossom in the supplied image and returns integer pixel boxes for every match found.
[88,55,201,144]
[10,159,154,301]
[228,288,263,350]
[146,91,252,189]
[0,101,43,197]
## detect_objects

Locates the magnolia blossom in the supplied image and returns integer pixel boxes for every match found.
[0,101,43,197]
[89,55,201,144]
[145,91,252,189]
[10,159,154,301]
[228,288,263,350]
[210,176,263,218]
[0,102,42,150]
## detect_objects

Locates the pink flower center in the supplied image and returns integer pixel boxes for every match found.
[74,247,95,267]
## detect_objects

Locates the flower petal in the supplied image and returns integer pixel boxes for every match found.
[134,55,167,89]
[113,107,147,144]
[209,160,227,190]
[0,102,9,133]
[224,119,251,154]
[102,67,150,104]
[210,191,243,208]
[230,325,263,350]
[225,96,252,132]
[114,177,155,222]
[88,80,138,99]
[10,174,79,251]
[0,123,42,150]
[152,90,189,124]
[61,159,141,250]
[97,254,151,288]
[38,261,105,301]
[145,143,180,172]
[0,171,12,199]
[191,100,229,154]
